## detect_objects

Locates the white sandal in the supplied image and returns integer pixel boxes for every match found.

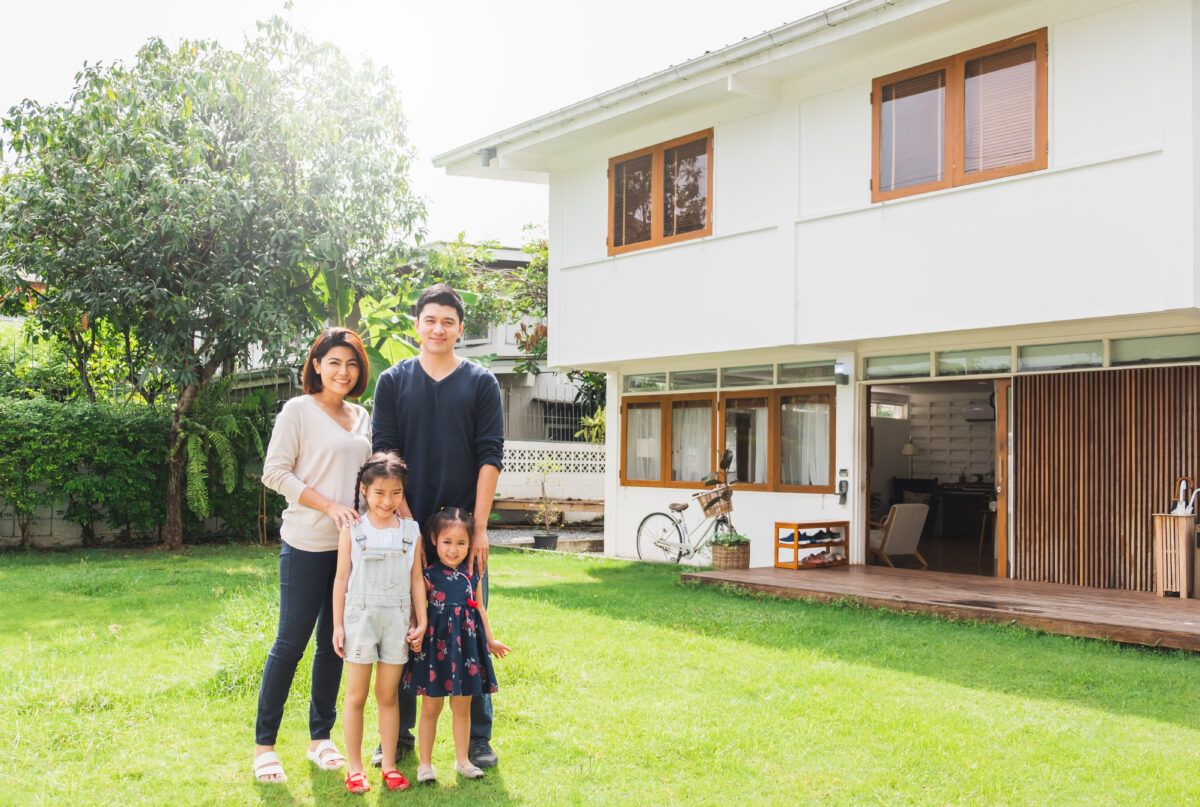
[253,751,287,783]
[306,739,346,770]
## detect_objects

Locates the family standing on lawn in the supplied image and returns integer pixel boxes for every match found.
[253,284,510,793]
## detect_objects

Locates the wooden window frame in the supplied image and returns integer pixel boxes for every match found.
[620,392,719,489]
[618,386,837,492]
[607,129,714,256]
[871,28,1048,203]
[774,387,837,494]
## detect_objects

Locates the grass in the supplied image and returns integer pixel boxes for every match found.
[3,546,1200,805]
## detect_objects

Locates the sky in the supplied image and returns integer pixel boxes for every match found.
[0,0,832,246]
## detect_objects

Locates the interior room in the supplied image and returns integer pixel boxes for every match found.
[868,380,998,575]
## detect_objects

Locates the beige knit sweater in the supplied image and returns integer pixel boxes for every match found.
[261,395,372,552]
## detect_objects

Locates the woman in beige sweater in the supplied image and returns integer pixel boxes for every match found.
[252,328,373,784]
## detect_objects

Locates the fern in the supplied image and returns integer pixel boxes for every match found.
[209,431,237,493]
[186,432,210,519]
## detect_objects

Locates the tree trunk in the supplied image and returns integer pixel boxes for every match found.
[161,375,206,550]
[161,357,228,549]
[162,424,188,550]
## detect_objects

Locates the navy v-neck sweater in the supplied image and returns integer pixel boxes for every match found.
[371,357,504,532]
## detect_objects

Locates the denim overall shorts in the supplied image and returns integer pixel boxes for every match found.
[342,517,419,666]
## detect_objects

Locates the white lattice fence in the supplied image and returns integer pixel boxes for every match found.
[498,440,606,499]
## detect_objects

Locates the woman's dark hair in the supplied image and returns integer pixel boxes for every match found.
[424,507,475,558]
[353,452,408,512]
[302,327,369,398]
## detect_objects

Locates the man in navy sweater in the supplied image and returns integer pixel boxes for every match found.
[371,283,505,768]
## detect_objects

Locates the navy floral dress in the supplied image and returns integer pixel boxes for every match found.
[402,560,499,697]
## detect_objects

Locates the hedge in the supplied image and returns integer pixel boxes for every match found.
[0,397,282,546]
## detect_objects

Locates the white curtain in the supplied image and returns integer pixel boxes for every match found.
[781,400,830,486]
[626,407,660,480]
[672,405,711,481]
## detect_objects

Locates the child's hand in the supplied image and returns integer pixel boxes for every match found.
[406,623,425,654]
[332,626,346,659]
[487,638,511,659]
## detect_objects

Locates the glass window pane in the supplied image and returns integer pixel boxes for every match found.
[624,403,661,481]
[964,44,1037,174]
[779,360,836,384]
[671,400,712,482]
[1018,341,1103,372]
[623,373,666,392]
[865,353,931,380]
[663,137,708,238]
[1111,334,1200,367]
[937,347,1011,376]
[670,369,717,390]
[613,154,653,247]
[720,365,774,387]
[780,392,832,487]
[880,70,946,192]
[724,397,767,484]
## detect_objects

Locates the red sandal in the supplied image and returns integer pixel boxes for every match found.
[345,771,371,794]
[382,769,410,791]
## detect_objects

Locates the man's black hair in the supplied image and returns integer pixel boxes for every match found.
[416,283,465,323]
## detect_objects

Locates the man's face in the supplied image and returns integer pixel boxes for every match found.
[416,303,464,356]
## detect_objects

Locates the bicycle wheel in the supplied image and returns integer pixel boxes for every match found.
[637,512,685,562]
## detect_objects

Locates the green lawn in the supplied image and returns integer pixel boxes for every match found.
[3,546,1200,805]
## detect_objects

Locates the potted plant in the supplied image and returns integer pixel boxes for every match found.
[710,530,750,570]
[530,456,563,550]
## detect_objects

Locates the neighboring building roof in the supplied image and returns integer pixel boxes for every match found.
[434,0,1023,181]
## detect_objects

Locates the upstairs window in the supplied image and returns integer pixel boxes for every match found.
[872,29,1047,202]
[609,129,713,255]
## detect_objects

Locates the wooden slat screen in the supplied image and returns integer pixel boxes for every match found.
[1013,367,1200,591]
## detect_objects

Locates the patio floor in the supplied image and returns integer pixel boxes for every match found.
[681,565,1200,651]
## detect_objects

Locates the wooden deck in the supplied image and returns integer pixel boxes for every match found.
[681,565,1200,651]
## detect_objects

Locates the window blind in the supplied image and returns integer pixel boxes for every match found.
[612,153,653,247]
[879,70,946,192]
[662,137,708,237]
[964,43,1037,174]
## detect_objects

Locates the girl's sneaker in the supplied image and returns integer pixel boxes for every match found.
[454,761,484,779]
[417,764,437,783]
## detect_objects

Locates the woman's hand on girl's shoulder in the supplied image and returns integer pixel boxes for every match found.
[325,501,360,530]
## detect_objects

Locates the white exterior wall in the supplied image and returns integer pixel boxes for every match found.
[537,0,1200,563]
[547,0,1197,369]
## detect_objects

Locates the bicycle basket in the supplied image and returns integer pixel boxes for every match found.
[697,486,732,516]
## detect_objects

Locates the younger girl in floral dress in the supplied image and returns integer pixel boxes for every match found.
[403,508,510,782]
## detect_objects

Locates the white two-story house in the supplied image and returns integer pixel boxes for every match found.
[437,0,1200,593]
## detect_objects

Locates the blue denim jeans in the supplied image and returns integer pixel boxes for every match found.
[255,541,342,746]
[397,568,492,746]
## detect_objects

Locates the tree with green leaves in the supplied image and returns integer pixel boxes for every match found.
[0,17,425,548]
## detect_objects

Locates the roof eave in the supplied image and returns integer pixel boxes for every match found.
[433,0,937,177]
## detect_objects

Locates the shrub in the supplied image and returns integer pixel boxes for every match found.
[0,394,281,545]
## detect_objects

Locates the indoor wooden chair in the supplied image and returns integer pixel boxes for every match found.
[869,503,930,568]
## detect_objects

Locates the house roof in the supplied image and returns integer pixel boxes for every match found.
[434,0,1013,181]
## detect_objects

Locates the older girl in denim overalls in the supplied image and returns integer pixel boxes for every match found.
[332,452,427,794]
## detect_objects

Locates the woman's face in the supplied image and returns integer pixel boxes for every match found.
[313,345,360,398]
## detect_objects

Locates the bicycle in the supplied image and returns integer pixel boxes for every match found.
[637,450,738,563]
